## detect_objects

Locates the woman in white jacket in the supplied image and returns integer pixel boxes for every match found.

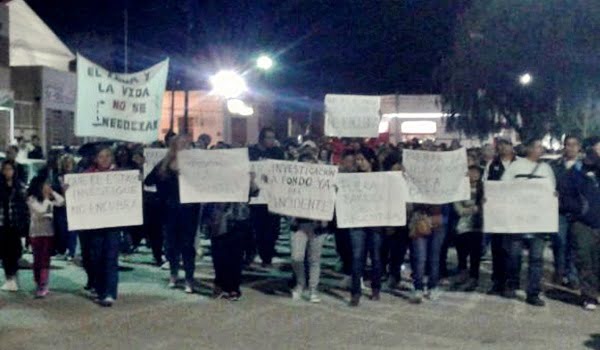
[27,176,65,298]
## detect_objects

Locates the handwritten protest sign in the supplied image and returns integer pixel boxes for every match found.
[249,161,270,205]
[64,170,143,231]
[143,148,168,180]
[483,179,558,233]
[76,54,169,143]
[336,172,407,228]
[178,148,250,203]
[403,148,470,204]
[266,160,338,220]
[324,94,381,138]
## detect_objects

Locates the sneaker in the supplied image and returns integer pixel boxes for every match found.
[96,296,114,307]
[525,295,545,307]
[425,288,441,301]
[184,282,194,294]
[409,290,424,304]
[35,287,49,299]
[168,277,177,289]
[361,278,368,291]
[291,287,303,301]
[371,288,381,301]
[349,295,360,307]
[583,300,598,311]
[309,291,321,303]
[1,277,18,292]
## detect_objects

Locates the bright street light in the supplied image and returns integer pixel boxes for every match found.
[210,70,247,98]
[256,55,274,70]
[227,98,254,116]
[519,73,532,86]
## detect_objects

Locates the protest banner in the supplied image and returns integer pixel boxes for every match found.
[335,172,408,228]
[76,54,169,143]
[143,148,168,180]
[64,170,143,231]
[483,179,558,233]
[324,94,381,138]
[178,148,250,203]
[266,160,338,221]
[249,161,270,205]
[403,148,470,204]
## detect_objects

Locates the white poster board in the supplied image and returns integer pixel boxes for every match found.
[336,172,408,228]
[76,54,169,143]
[324,94,381,138]
[403,148,470,204]
[249,161,270,205]
[483,179,558,233]
[178,148,250,203]
[266,160,338,221]
[64,170,143,231]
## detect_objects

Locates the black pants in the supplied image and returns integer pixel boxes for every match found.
[381,227,410,281]
[79,231,95,288]
[251,205,280,265]
[334,228,352,275]
[456,232,483,279]
[211,229,243,293]
[490,234,508,288]
[0,227,21,277]
[144,197,164,264]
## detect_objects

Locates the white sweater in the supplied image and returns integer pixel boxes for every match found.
[27,192,65,238]
[501,157,556,187]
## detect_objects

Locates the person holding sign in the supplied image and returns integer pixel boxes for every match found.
[501,138,556,307]
[84,147,122,307]
[248,127,285,267]
[145,135,200,294]
[0,160,29,292]
[27,176,65,298]
[289,153,328,304]
[348,149,383,307]
[559,137,600,311]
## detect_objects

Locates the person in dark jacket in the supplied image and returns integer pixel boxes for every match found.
[28,135,44,160]
[248,127,284,266]
[486,138,517,296]
[145,135,200,294]
[559,137,600,311]
[550,135,581,288]
[0,160,30,292]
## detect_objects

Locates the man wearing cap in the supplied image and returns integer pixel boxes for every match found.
[486,137,517,297]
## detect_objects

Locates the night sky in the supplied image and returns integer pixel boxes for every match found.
[26,0,463,100]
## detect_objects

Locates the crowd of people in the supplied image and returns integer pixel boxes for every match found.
[1,128,599,312]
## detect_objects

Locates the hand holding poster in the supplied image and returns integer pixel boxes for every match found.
[76,54,169,143]
[249,161,270,205]
[266,160,338,221]
[403,148,470,204]
[336,172,408,228]
[178,148,250,203]
[324,94,381,138]
[483,179,558,233]
[64,170,143,231]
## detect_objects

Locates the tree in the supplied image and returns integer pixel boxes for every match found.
[439,0,600,141]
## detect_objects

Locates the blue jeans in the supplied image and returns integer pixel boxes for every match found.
[506,234,545,297]
[350,228,382,297]
[165,204,199,282]
[552,215,578,283]
[89,230,120,299]
[411,227,446,291]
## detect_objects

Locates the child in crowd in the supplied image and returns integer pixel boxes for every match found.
[27,176,65,298]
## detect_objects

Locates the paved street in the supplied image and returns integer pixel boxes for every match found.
[1,235,599,350]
